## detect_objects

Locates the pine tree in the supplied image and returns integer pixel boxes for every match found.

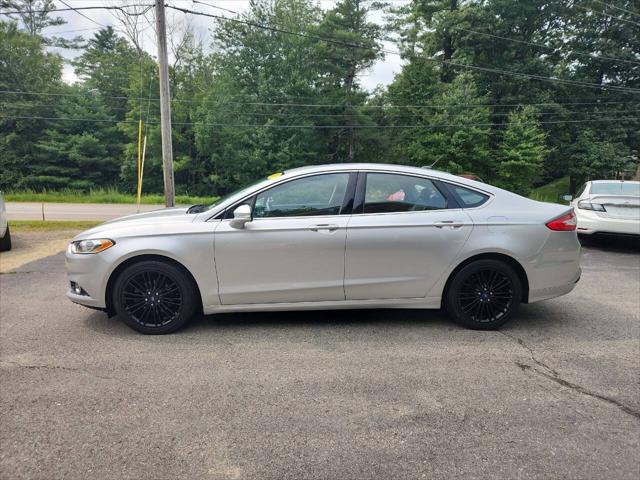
[496,106,548,195]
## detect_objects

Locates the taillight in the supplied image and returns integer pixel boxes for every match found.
[546,210,577,231]
[577,200,606,212]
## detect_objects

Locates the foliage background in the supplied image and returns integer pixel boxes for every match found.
[1,0,638,198]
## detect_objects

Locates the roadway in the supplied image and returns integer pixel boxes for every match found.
[6,202,168,221]
[1,238,638,479]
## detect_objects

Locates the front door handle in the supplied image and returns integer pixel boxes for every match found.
[309,224,339,232]
[433,221,464,229]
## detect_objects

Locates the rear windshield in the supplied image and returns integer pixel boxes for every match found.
[590,182,640,196]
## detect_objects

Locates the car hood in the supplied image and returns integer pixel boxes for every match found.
[73,207,194,240]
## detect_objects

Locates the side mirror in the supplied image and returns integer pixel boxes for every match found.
[560,194,573,202]
[230,204,252,229]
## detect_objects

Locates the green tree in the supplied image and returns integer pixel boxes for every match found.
[30,84,124,190]
[496,106,548,195]
[312,0,384,161]
[567,129,634,186]
[73,27,139,116]
[1,0,82,47]
[192,0,327,193]
[0,21,63,190]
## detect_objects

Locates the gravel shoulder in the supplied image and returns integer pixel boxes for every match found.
[0,229,78,273]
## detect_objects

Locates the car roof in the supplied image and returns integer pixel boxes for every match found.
[282,163,491,191]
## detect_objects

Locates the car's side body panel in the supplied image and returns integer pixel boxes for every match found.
[214,215,350,305]
[344,209,474,299]
[66,217,219,309]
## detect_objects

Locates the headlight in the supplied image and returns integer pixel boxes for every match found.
[70,238,115,254]
[577,200,606,212]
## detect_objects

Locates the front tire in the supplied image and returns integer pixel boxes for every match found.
[0,225,11,252]
[445,259,522,330]
[112,260,197,334]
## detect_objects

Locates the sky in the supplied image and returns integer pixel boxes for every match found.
[40,0,407,91]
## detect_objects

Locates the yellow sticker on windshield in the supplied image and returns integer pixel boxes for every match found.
[267,172,283,180]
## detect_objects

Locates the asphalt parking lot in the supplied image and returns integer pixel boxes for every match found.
[1,238,638,479]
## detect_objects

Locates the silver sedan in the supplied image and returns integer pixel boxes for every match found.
[66,164,581,334]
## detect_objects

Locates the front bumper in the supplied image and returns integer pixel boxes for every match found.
[576,209,640,236]
[65,245,113,309]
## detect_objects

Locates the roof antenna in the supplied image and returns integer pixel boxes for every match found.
[423,159,440,169]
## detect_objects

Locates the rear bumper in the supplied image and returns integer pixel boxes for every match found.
[529,268,581,303]
[525,231,582,304]
[576,209,640,236]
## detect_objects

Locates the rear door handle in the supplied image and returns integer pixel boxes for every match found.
[433,221,464,229]
[309,224,339,232]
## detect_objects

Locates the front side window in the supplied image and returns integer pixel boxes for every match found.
[363,173,447,213]
[253,173,350,218]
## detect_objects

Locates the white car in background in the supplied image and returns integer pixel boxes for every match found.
[567,180,640,237]
[0,192,11,252]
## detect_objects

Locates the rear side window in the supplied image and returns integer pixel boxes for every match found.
[363,173,447,213]
[449,185,489,208]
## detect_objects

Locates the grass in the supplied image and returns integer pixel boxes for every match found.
[10,220,101,231]
[4,188,219,205]
[529,176,570,204]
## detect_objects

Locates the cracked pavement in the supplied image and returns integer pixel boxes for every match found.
[1,238,639,479]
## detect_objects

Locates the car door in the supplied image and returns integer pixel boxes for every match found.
[345,172,473,300]
[214,172,355,305]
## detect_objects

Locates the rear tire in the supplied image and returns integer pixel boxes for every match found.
[0,225,11,252]
[445,259,522,330]
[112,260,197,334]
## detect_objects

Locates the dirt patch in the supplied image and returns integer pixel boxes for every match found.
[0,230,78,273]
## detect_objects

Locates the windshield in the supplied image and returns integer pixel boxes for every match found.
[204,177,271,211]
[590,182,640,196]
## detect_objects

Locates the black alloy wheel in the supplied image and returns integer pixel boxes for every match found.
[445,259,522,330]
[113,260,197,334]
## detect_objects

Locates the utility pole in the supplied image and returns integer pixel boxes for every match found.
[155,0,175,207]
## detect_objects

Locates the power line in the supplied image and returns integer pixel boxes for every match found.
[2,114,638,128]
[1,89,637,109]
[1,4,155,16]
[192,0,236,16]
[590,0,640,19]
[3,99,637,118]
[58,0,106,28]
[42,26,102,34]
[4,3,638,93]
[166,3,640,94]
[454,27,640,66]
[573,2,640,27]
